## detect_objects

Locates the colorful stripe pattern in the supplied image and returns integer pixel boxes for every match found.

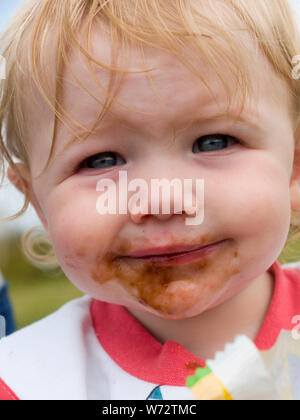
[186,365,233,400]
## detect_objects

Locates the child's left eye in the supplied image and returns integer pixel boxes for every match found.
[192,134,240,153]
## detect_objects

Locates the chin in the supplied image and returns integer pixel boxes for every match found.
[135,301,211,321]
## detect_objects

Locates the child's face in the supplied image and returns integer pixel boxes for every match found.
[12,27,297,320]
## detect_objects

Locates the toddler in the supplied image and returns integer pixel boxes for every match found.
[0,0,300,400]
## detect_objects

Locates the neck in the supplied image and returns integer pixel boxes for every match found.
[127,269,274,360]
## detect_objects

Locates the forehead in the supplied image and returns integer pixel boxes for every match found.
[26,17,292,174]
[63,36,231,135]
[61,31,286,131]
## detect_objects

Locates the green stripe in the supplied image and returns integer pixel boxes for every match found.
[186,365,212,387]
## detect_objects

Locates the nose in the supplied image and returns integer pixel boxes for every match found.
[128,183,198,225]
[130,211,178,224]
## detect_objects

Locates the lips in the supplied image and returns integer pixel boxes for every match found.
[118,240,227,264]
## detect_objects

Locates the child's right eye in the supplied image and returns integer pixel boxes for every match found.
[78,151,126,171]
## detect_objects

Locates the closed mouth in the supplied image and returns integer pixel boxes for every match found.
[120,240,226,262]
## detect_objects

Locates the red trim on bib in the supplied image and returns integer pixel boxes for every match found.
[91,298,205,386]
[255,260,300,350]
[0,378,19,400]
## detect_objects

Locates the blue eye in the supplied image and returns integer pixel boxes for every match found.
[192,134,238,153]
[80,152,126,170]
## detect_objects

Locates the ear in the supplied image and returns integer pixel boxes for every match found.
[7,163,49,232]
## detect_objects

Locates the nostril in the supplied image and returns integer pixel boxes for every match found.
[156,213,173,221]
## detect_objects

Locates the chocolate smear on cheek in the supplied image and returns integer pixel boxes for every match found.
[91,240,240,316]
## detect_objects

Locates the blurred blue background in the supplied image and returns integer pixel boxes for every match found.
[0,1,23,28]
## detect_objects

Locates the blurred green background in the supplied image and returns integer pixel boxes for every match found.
[0,231,300,330]
[0,233,84,330]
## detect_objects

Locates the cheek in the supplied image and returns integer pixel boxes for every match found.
[45,189,121,274]
[212,154,291,247]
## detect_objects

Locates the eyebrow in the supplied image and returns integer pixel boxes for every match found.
[59,107,262,156]
[187,109,262,132]
[59,118,117,157]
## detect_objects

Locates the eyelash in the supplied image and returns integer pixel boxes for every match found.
[76,134,241,172]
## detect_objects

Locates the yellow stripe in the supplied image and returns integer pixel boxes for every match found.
[190,373,233,400]
[220,382,233,400]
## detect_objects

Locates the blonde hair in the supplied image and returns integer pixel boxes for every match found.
[0,0,300,268]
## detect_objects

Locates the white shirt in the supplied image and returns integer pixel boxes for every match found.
[0,260,299,400]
